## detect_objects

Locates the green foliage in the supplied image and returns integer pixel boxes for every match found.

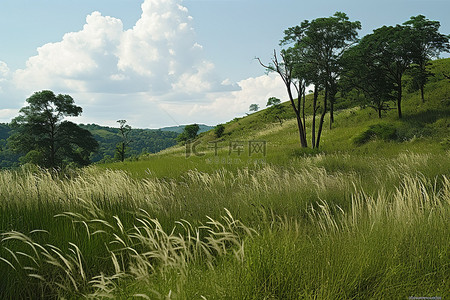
[8,90,98,168]
[176,123,200,143]
[214,124,225,138]
[1,123,179,166]
[80,124,178,162]
[352,123,398,145]
[342,41,396,118]
[266,97,281,107]
[264,103,288,125]
[249,103,259,112]
[0,125,20,168]
[403,15,450,102]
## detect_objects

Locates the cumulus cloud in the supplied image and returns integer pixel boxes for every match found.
[13,0,229,96]
[158,73,287,126]
[0,61,9,79]
[2,0,286,127]
[14,12,124,93]
[0,108,18,120]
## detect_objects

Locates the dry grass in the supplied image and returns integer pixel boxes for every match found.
[0,152,448,298]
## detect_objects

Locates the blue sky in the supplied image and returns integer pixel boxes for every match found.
[0,0,449,128]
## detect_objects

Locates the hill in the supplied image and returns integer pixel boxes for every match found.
[78,124,178,162]
[102,58,449,178]
[0,123,179,167]
[0,59,449,299]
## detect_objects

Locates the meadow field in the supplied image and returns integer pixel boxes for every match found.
[0,151,449,299]
[0,60,449,299]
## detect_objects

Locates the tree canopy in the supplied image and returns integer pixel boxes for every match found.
[9,90,98,168]
[403,15,450,102]
[176,124,200,143]
[261,12,361,148]
[249,104,260,112]
[262,13,448,148]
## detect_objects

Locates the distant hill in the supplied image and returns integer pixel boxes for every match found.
[0,123,179,167]
[160,124,214,134]
[0,123,19,168]
[78,124,178,162]
[0,123,11,140]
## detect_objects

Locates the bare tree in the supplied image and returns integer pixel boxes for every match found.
[257,50,308,147]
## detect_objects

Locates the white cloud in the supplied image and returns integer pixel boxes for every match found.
[14,12,124,93]
[0,108,18,121]
[12,0,227,97]
[0,61,9,79]
[2,0,286,128]
[158,73,287,126]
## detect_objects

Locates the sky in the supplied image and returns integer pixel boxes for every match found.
[0,0,449,129]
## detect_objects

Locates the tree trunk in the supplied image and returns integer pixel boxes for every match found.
[302,87,306,133]
[287,86,307,148]
[316,85,328,149]
[121,142,125,162]
[312,86,318,148]
[420,85,425,103]
[50,122,56,168]
[378,108,382,119]
[329,98,334,130]
[296,113,307,148]
[397,84,402,119]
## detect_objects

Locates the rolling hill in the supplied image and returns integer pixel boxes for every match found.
[0,59,449,299]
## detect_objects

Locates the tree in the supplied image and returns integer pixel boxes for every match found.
[9,90,98,168]
[176,124,200,143]
[214,124,225,138]
[115,120,132,162]
[258,50,308,147]
[304,12,361,129]
[249,104,259,112]
[265,97,286,125]
[403,15,450,102]
[266,97,281,107]
[363,25,415,119]
[342,39,396,118]
[260,12,360,148]
[282,12,361,130]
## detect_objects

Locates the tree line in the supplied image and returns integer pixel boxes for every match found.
[259,13,449,148]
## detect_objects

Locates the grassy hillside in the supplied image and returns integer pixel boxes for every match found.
[0,59,449,299]
[101,58,450,178]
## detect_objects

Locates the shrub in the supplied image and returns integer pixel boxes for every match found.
[353,123,398,145]
[215,124,225,138]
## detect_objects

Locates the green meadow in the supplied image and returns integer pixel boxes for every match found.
[0,59,449,299]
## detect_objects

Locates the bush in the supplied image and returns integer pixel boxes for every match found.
[353,123,398,145]
[215,124,225,138]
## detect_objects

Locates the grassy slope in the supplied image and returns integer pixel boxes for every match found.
[0,59,449,299]
[100,58,450,179]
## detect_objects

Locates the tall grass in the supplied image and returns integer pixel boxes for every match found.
[0,152,448,298]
